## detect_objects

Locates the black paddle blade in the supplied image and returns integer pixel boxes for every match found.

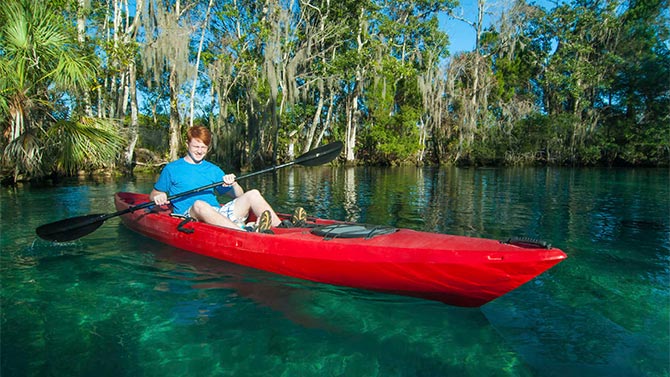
[295,141,343,167]
[36,214,107,242]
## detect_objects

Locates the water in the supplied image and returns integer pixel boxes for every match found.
[1,167,668,376]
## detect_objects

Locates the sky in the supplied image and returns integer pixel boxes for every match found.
[437,0,496,55]
[439,0,559,55]
[439,12,477,55]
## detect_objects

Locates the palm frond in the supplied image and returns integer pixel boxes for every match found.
[53,51,98,91]
[1,0,103,181]
[46,117,125,175]
[1,129,45,179]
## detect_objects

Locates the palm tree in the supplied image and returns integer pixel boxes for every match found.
[0,0,124,183]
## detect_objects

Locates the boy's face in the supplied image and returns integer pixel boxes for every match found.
[186,138,209,163]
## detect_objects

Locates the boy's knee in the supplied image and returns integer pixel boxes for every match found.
[191,200,208,213]
[246,189,261,199]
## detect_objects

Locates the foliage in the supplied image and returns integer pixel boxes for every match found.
[0,0,123,182]
[46,117,125,174]
[1,0,669,183]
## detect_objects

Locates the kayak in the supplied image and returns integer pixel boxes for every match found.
[114,192,567,307]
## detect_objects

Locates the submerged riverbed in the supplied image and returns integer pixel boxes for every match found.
[2,166,668,376]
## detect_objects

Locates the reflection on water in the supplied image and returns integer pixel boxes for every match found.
[343,167,359,222]
[1,166,668,377]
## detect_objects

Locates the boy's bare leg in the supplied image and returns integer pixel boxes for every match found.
[233,189,281,226]
[189,200,240,229]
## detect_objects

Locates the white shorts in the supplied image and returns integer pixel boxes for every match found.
[218,199,249,226]
[187,199,248,226]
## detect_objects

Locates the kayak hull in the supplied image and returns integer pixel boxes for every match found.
[114,192,567,307]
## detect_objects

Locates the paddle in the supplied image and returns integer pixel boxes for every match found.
[36,141,343,242]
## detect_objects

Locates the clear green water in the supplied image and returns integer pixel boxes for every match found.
[2,167,668,376]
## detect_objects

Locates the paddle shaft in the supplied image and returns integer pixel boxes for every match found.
[36,141,343,241]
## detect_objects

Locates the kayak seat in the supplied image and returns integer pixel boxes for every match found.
[311,223,398,240]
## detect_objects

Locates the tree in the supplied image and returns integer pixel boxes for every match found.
[604,0,670,165]
[140,0,194,161]
[444,0,501,163]
[98,0,145,172]
[0,0,123,182]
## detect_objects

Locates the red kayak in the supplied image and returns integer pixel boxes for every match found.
[115,192,567,307]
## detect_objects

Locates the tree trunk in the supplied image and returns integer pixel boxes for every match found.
[189,0,214,127]
[345,5,367,164]
[315,88,335,147]
[77,0,93,116]
[169,66,181,161]
[123,58,139,173]
[345,94,358,162]
[303,81,324,153]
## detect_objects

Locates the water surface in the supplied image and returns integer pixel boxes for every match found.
[2,167,668,376]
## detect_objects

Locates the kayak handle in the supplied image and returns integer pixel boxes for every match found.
[501,237,551,249]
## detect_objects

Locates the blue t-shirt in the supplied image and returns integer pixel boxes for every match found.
[154,158,232,215]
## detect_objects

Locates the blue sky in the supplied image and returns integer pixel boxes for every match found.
[439,0,559,55]
[437,0,496,55]
[439,12,477,55]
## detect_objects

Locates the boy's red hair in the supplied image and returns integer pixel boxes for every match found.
[186,126,212,146]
